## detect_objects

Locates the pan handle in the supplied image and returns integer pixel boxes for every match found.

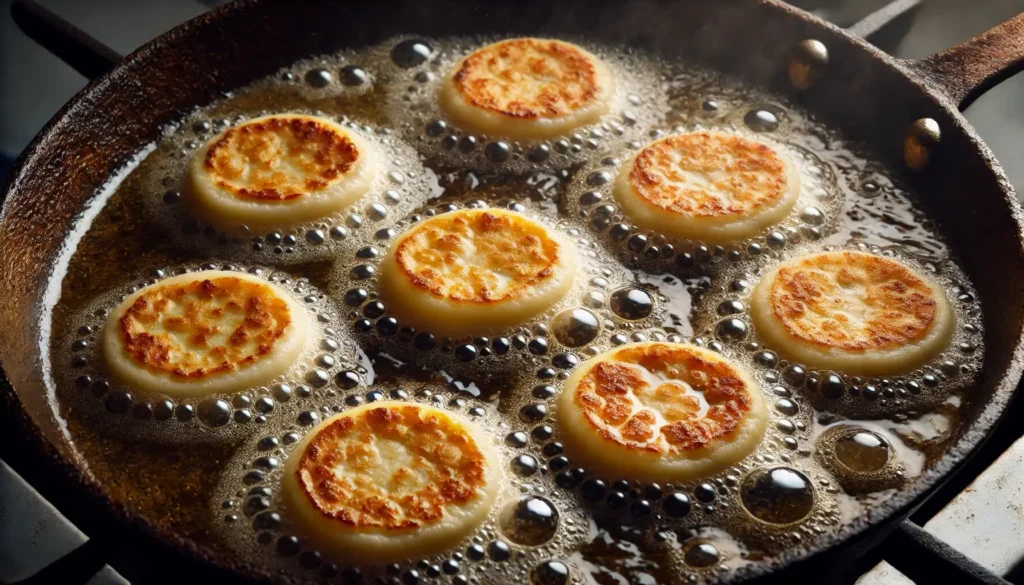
[904,12,1024,111]
[10,0,123,80]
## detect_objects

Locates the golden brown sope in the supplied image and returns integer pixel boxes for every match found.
[614,131,800,244]
[379,208,578,337]
[281,402,502,564]
[440,38,614,140]
[101,271,310,398]
[751,251,955,376]
[185,114,377,232]
[558,342,768,482]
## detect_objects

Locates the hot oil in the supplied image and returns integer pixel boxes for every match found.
[44,35,985,585]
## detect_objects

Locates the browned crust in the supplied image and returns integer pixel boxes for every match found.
[295,404,488,530]
[768,251,939,351]
[117,277,291,378]
[574,343,754,454]
[452,38,603,119]
[394,210,562,304]
[203,116,359,202]
[629,132,788,217]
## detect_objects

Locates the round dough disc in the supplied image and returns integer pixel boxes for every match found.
[281,402,502,563]
[102,270,310,398]
[750,250,955,376]
[440,38,614,140]
[185,114,377,232]
[557,342,768,483]
[614,131,800,244]
[378,208,578,337]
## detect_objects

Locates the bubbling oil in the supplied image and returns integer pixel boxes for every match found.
[44,34,986,585]
[51,263,362,444]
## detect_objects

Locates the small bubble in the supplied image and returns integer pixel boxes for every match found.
[782,365,807,385]
[519,403,548,423]
[532,384,557,399]
[340,64,369,86]
[528,337,549,355]
[800,207,824,225]
[586,171,612,186]
[426,119,447,137]
[775,399,799,415]
[487,541,512,562]
[683,540,720,569]
[531,560,571,585]
[391,39,432,68]
[740,467,814,524]
[835,430,890,472]
[506,432,529,448]
[197,398,231,427]
[276,535,301,556]
[627,233,648,253]
[305,369,329,387]
[305,68,332,88]
[512,454,539,476]
[695,483,716,503]
[500,496,559,545]
[485,141,511,163]
[455,344,478,362]
[175,403,194,421]
[298,410,320,426]
[820,374,844,399]
[745,109,779,132]
[610,289,653,320]
[529,144,551,162]
[754,351,777,368]
[458,136,478,152]
[525,424,553,444]
[715,318,748,342]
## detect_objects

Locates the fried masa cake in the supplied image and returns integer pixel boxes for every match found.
[185,113,377,232]
[102,271,310,398]
[750,250,955,376]
[557,342,768,482]
[281,402,502,563]
[440,38,614,140]
[614,131,800,244]
[378,208,579,337]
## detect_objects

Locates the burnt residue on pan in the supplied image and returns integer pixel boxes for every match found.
[42,34,989,585]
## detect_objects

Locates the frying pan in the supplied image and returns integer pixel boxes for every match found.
[3,1,1024,584]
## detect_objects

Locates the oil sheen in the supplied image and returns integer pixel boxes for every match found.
[45,35,985,585]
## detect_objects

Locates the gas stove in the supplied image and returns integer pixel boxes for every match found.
[2,1,1024,584]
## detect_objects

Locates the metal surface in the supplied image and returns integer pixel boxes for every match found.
[9,0,120,79]
[908,12,1024,110]
[885,522,1013,585]
[904,117,942,170]
[788,38,830,89]
[2,1,1024,584]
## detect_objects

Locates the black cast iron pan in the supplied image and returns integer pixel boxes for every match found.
[3,1,1024,584]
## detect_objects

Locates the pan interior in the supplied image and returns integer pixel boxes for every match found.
[38,32,991,585]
